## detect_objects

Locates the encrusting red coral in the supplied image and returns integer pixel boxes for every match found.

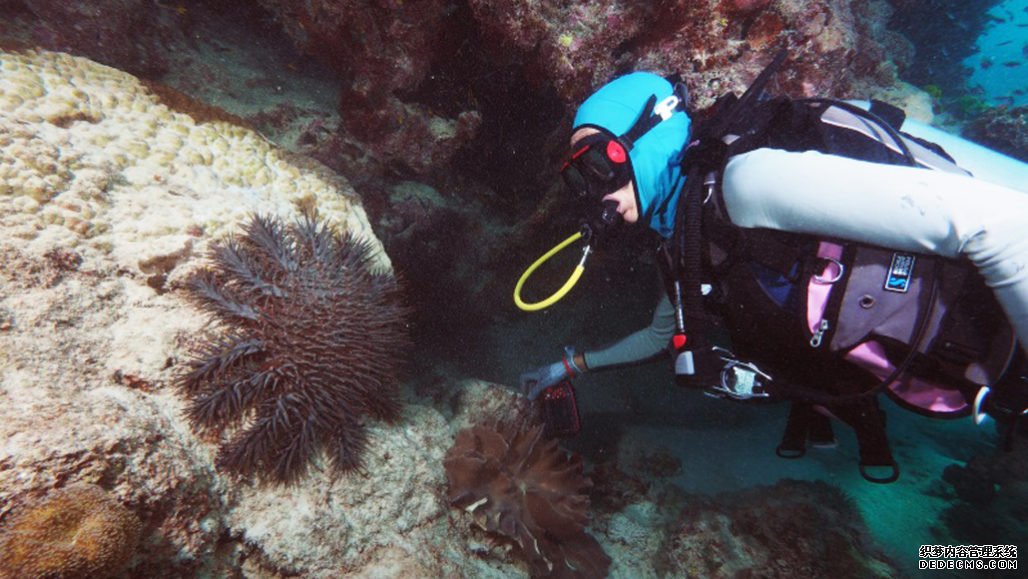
[0,484,142,579]
[444,422,611,579]
[723,0,772,15]
[255,0,481,175]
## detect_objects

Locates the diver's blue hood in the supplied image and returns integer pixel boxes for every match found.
[573,72,691,238]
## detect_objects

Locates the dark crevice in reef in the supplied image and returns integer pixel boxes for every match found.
[402,1,569,220]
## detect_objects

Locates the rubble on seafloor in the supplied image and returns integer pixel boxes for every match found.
[940,438,1028,548]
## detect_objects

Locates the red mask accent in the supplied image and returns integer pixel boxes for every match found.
[606,140,627,164]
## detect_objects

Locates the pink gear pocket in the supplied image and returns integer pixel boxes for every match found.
[804,242,1015,417]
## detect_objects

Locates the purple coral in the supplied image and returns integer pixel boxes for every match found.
[444,422,611,579]
[175,212,409,485]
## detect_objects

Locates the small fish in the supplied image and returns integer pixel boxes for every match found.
[996,40,1013,47]
[1002,61,1022,67]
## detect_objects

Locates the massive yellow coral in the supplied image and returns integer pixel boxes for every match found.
[0,484,143,579]
[0,48,385,271]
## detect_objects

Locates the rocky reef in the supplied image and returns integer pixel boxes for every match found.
[0,48,470,576]
[0,0,170,76]
[658,479,898,578]
[251,0,483,178]
[0,0,957,370]
[243,0,920,187]
[964,106,1028,162]
[940,437,1028,549]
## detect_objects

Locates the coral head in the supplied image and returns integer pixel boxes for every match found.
[0,484,142,579]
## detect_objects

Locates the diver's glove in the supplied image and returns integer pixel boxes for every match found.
[520,346,585,400]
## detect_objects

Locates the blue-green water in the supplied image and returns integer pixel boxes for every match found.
[966,0,1028,106]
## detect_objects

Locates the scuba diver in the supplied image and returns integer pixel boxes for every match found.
[516,53,1028,482]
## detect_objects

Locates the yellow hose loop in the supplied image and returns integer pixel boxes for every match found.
[514,231,589,312]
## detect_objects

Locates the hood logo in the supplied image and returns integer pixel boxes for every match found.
[653,95,682,121]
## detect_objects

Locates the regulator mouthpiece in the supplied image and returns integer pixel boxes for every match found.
[581,199,623,245]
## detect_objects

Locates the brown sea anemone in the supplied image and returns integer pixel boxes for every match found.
[175,211,409,485]
[444,422,610,579]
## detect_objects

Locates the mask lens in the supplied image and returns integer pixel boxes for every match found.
[561,164,589,197]
[562,138,620,198]
[579,147,615,181]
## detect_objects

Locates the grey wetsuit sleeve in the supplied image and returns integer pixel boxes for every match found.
[583,293,676,370]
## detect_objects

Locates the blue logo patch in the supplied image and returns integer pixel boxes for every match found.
[885,253,916,293]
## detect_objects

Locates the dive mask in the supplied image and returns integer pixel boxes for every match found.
[561,132,631,243]
[561,132,632,200]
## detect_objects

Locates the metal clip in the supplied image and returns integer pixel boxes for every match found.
[703,172,717,204]
[810,319,830,348]
[704,347,772,401]
[577,244,592,267]
[813,258,845,284]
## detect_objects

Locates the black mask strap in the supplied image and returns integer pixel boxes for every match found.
[620,95,659,149]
